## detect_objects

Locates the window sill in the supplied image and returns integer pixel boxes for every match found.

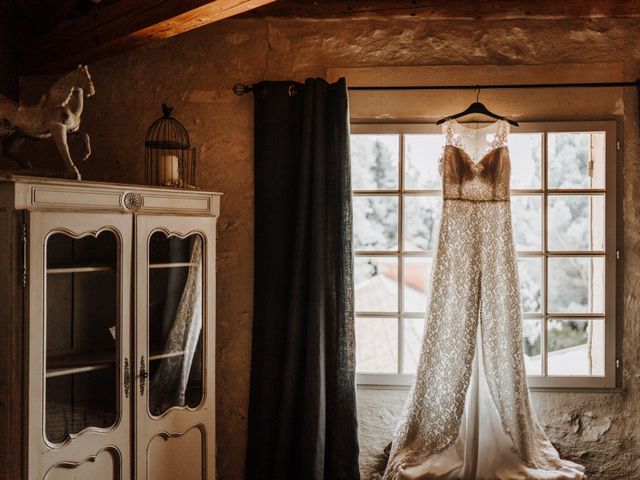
[356,382,624,394]
[528,386,623,394]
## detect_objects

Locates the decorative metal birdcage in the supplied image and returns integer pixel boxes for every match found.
[145,104,196,188]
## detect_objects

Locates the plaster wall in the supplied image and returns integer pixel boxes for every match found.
[19,16,640,480]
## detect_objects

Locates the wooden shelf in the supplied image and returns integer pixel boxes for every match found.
[46,349,186,378]
[150,350,185,361]
[47,364,113,378]
[47,265,115,274]
[149,262,195,269]
[47,262,195,273]
[47,350,116,378]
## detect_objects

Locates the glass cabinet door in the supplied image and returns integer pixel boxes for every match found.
[45,231,119,443]
[135,215,216,480]
[28,211,132,479]
[147,231,204,416]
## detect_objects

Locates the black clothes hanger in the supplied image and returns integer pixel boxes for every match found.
[436,88,519,126]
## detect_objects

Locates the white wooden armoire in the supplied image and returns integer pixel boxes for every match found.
[0,176,220,480]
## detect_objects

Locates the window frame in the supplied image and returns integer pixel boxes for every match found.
[351,121,619,391]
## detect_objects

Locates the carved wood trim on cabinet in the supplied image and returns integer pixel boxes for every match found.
[4,175,221,216]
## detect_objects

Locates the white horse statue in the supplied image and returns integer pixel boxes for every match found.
[0,65,95,180]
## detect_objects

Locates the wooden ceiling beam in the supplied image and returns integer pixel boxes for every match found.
[23,0,276,74]
[246,0,640,19]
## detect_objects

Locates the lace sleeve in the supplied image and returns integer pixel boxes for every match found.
[443,120,457,147]
[439,121,453,176]
[488,120,510,149]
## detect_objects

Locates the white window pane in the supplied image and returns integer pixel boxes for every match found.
[404,134,445,189]
[523,319,542,376]
[548,132,605,189]
[350,135,399,190]
[548,319,605,376]
[350,126,614,386]
[403,257,432,314]
[403,317,425,374]
[518,257,542,313]
[511,195,542,251]
[353,196,399,251]
[404,196,442,251]
[510,133,542,189]
[355,257,398,313]
[548,257,605,314]
[355,317,398,373]
[548,195,605,251]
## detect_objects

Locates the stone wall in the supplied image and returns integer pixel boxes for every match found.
[19,16,640,479]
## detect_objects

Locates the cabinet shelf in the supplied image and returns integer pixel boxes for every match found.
[46,349,186,378]
[46,262,195,274]
[150,350,186,361]
[47,350,116,378]
[149,262,195,269]
[47,363,112,378]
[47,264,115,274]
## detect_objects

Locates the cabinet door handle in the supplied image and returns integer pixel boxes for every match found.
[139,356,149,396]
[124,357,131,398]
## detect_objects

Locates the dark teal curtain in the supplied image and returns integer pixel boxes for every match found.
[246,78,360,480]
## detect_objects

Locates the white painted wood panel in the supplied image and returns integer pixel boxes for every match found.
[147,427,205,480]
[44,448,120,480]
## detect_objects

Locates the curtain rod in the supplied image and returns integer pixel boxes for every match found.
[232,80,640,95]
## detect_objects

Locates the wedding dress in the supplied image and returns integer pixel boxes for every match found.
[382,120,584,480]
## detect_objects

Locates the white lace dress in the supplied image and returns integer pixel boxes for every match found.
[382,120,585,480]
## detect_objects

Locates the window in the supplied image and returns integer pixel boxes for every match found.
[351,122,618,389]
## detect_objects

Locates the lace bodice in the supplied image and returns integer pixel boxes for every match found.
[440,119,511,202]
